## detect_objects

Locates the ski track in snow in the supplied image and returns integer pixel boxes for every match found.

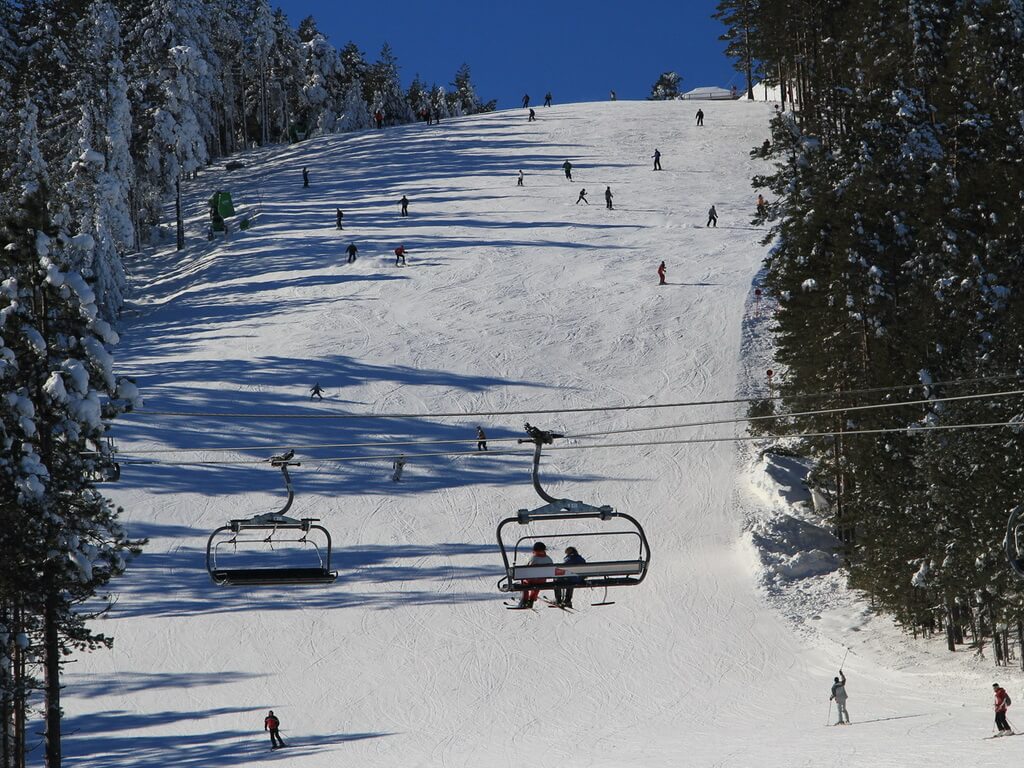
[60,100,1004,767]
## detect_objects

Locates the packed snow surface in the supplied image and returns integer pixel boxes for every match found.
[64,100,1007,767]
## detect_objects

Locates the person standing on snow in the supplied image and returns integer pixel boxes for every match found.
[392,454,406,482]
[563,160,573,181]
[394,245,407,266]
[476,427,488,451]
[544,92,552,107]
[336,208,344,229]
[528,108,536,122]
[576,188,589,205]
[302,167,310,187]
[707,205,718,227]
[522,93,530,108]
[345,242,358,263]
[658,261,667,285]
[517,170,524,187]
[652,148,662,170]
[604,186,614,210]
[265,710,286,749]
[400,195,409,217]
[830,671,850,725]
[310,382,324,401]
[554,546,587,608]
[517,541,554,608]
[756,194,767,216]
[994,683,1013,735]
[696,108,704,126]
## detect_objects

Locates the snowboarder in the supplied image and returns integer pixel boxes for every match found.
[576,188,589,205]
[544,92,552,107]
[476,427,488,451]
[400,195,409,217]
[657,261,666,285]
[517,170,524,187]
[756,194,767,216]
[522,93,530,108]
[517,541,553,608]
[394,245,407,266]
[604,186,613,210]
[336,208,344,229]
[830,671,850,725]
[302,167,309,187]
[652,148,661,171]
[562,160,573,181]
[707,205,718,227]
[696,109,704,126]
[265,710,286,749]
[310,382,324,400]
[346,242,358,263]
[528,108,536,122]
[554,546,586,608]
[994,683,1013,735]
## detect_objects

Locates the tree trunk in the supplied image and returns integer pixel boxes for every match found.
[946,604,956,651]
[1018,620,1023,671]
[43,593,60,768]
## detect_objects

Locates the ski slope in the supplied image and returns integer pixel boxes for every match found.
[63,100,1006,768]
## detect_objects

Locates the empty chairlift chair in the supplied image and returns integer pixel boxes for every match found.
[1006,505,1024,580]
[206,453,337,586]
[496,425,651,605]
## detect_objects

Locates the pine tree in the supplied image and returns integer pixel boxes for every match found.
[713,0,760,99]
[648,71,681,100]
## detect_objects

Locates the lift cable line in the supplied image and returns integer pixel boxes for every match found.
[94,387,1024,457]
[114,373,1023,422]
[112,419,1024,468]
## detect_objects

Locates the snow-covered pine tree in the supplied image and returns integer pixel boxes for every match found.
[0,94,143,768]
[450,63,480,115]
[299,25,343,136]
[367,43,413,126]
[336,77,371,132]
[648,72,681,100]
[712,0,760,99]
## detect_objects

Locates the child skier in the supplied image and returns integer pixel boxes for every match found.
[994,683,1013,735]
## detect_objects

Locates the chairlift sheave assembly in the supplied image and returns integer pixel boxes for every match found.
[496,425,651,606]
[206,451,337,586]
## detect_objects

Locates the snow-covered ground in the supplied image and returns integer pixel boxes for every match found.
[60,100,1010,767]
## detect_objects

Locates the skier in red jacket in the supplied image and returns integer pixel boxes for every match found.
[993,683,1013,735]
[657,261,667,285]
[264,710,286,749]
[394,245,407,266]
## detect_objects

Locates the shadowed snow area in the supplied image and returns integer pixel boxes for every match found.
[62,101,1001,767]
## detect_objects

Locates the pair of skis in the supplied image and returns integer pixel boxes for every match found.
[505,597,576,612]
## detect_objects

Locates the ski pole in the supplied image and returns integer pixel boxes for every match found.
[839,647,850,670]
[826,699,832,727]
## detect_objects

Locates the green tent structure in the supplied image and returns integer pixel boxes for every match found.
[209,191,235,232]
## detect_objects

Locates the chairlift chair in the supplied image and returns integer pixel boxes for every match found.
[206,454,337,586]
[1005,505,1024,579]
[496,425,651,605]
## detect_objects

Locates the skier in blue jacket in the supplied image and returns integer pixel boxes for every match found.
[554,547,587,608]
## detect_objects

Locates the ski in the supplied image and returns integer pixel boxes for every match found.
[541,598,576,612]
[504,601,536,611]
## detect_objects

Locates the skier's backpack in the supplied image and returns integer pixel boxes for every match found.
[1006,693,1012,706]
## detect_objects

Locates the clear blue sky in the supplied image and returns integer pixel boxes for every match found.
[274,0,736,107]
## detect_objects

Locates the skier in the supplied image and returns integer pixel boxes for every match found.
[756,194,767,216]
[575,188,589,205]
[392,454,406,482]
[707,205,718,227]
[761,138,771,154]
[652,148,661,171]
[476,426,488,451]
[516,541,553,608]
[374,110,384,129]
[400,195,409,217]
[310,382,324,401]
[604,186,613,210]
[657,261,666,285]
[528,108,536,122]
[517,170,524,187]
[522,93,530,108]
[610,89,617,101]
[394,245,407,266]
[345,242,358,264]
[696,108,704,126]
[562,160,573,181]
[544,91,552,107]
[265,710,286,749]
[302,167,310,187]
[994,683,1013,736]
[830,671,850,725]
[554,546,586,608]
[336,208,344,229]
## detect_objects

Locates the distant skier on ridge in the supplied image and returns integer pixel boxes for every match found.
[544,91,552,107]
[522,93,530,108]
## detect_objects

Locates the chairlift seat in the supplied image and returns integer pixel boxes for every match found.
[210,567,337,586]
[510,560,646,581]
